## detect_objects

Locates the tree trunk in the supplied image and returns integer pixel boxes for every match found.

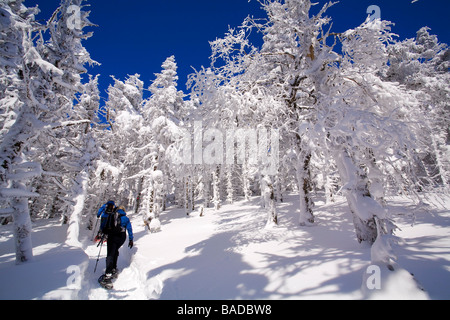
[261,175,278,227]
[12,191,33,264]
[335,148,387,244]
[203,171,210,209]
[322,138,335,204]
[212,166,221,210]
[66,171,88,248]
[226,164,234,204]
[242,159,252,202]
[184,176,190,215]
[297,153,314,225]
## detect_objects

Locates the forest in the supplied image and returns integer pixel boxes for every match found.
[1,0,449,266]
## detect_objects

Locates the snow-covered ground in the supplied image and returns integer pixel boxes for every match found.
[0,194,449,300]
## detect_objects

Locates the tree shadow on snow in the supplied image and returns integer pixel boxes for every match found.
[395,235,450,299]
[146,195,372,299]
[146,232,269,300]
[0,220,88,300]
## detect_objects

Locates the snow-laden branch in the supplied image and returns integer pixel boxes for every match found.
[50,119,91,130]
[0,188,40,198]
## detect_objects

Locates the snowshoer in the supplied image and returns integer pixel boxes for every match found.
[97,204,134,289]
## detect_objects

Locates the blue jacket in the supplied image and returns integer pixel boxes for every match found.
[98,205,133,241]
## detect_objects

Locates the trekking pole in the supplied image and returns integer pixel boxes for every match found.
[94,234,106,273]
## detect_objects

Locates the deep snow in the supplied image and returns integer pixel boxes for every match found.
[0,194,449,300]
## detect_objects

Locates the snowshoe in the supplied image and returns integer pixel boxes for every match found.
[98,274,113,290]
[111,268,119,279]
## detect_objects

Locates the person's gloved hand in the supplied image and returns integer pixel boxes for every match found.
[94,231,103,242]
[128,240,133,249]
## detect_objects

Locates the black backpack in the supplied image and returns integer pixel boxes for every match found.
[102,204,123,234]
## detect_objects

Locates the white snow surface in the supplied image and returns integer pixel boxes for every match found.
[0,194,449,300]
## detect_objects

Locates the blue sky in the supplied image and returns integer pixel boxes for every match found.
[26,0,449,102]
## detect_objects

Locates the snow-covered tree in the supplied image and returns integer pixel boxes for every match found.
[102,74,145,207]
[32,0,97,225]
[240,0,340,225]
[0,0,42,262]
[387,27,450,190]
[143,56,188,212]
[144,55,186,122]
[0,0,96,261]
[317,18,418,243]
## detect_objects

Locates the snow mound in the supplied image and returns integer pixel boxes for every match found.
[149,218,161,233]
